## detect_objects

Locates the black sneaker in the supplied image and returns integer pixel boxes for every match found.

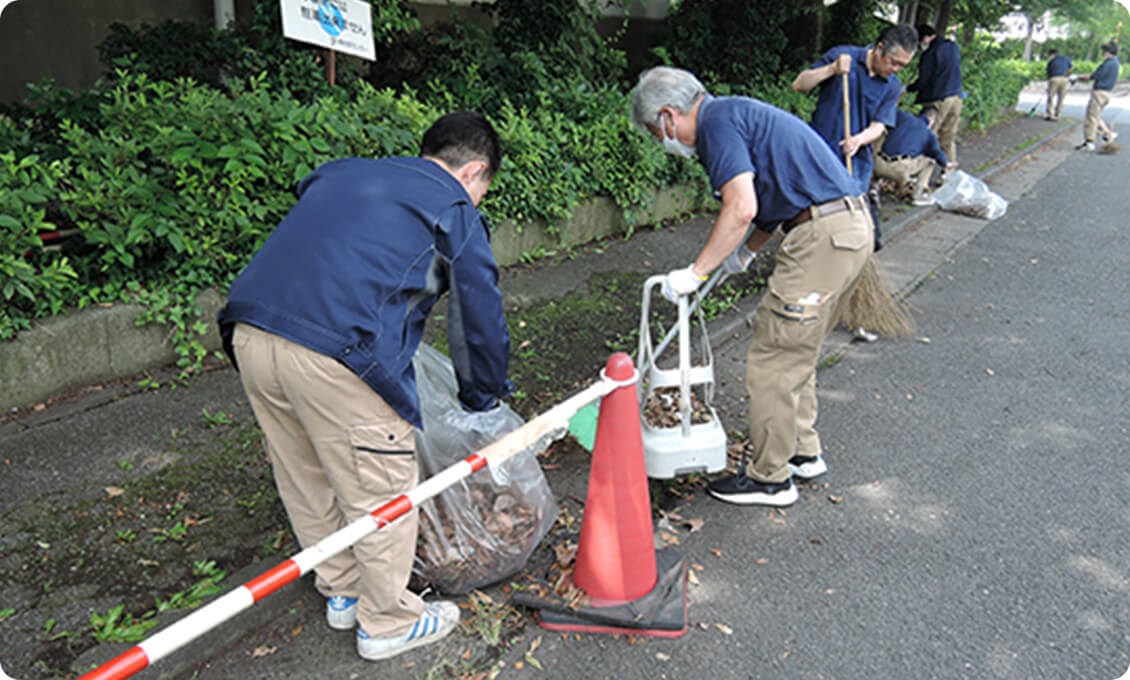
[707,473,798,507]
[788,454,828,480]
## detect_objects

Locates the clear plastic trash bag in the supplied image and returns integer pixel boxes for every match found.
[411,344,559,594]
[931,169,1009,220]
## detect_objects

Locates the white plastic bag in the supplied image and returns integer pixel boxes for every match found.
[411,344,559,594]
[931,169,1009,220]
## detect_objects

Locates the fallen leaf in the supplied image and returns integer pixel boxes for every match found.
[656,652,671,661]
[915,336,931,344]
[33,403,46,411]
[37,541,50,550]
[710,548,723,557]
[782,651,790,660]
[715,623,734,635]
[514,661,524,670]
[683,517,705,533]
[528,636,542,653]
[251,645,276,657]
[828,495,843,504]
[825,589,836,595]
[104,486,125,497]
[906,394,913,400]
[687,570,700,586]
[756,558,769,565]
[462,649,472,660]
[290,625,303,636]
[138,559,159,567]
[986,368,995,376]
[691,563,705,571]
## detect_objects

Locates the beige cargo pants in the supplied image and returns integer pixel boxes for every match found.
[929,94,963,165]
[1083,89,1114,143]
[232,323,424,637]
[1046,76,1069,120]
[745,200,874,484]
[875,153,935,194]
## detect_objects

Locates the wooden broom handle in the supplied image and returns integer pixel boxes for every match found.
[842,70,853,176]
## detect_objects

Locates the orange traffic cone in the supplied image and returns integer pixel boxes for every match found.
[513,353,688,637]
[573,352,657,602]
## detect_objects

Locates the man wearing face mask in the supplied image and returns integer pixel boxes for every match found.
[792,24,918,253]
[217,111,513,661]
[630,66,873,507]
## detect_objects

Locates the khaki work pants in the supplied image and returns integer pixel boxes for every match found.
[875,153,934,194]
[233,323,424,637]
[745,202,874,483]
[1083,89,1113,143]
[928,95,963,164]
[1046,76,1069,120]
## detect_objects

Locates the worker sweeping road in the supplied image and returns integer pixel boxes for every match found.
[630,66,873,507]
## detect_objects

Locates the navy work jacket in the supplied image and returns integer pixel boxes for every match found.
[218,156,513,428]
[910,38,963,102]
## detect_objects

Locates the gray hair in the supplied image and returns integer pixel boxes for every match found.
[878,24,919,56]
[630,66,707,131]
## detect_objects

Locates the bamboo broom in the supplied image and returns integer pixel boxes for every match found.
[833,69,914,338]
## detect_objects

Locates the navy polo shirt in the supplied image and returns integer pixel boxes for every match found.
[695,95,861,233]
[808,45,902,194]
[910,38,963,102]
[1046,55,1072,78]
[880,110,948,167]
[1093,57,1121,91]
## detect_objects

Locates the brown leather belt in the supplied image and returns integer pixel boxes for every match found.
[782,195,867,233]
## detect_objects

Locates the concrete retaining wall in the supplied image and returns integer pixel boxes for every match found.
[1,187,702,411]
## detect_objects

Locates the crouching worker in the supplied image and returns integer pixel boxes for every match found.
[875,107,956,206]
[217,112,513,660]
[630,67,873,508]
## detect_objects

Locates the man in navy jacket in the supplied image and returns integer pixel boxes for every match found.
[909,24,963,165]
[217,112,512,661]
[1076,43,1121,151]
[1045,49,1073,121]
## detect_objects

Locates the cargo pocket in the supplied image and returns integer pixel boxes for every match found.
[350,421,417,496]
[830,227,870,252]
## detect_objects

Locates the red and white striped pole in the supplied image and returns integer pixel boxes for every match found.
[41,369,627,680]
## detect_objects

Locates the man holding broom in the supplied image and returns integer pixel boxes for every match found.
[792,24,918,342]
[792,24,919,252]
[630,66,873,506]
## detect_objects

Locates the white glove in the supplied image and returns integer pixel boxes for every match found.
[661,264,706,303]
[720,244,755,276]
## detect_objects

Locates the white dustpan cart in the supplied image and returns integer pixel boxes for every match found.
[637,275,728,479]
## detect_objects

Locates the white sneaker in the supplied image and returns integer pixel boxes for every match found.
[1076,141,1095,152]
[1105,131,1119,143]
[853,327,879,343]
[326,595,358,631]
[788,454,828,480]
[356,601,460,661]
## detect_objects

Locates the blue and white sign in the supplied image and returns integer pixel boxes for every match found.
[280,0,375,61]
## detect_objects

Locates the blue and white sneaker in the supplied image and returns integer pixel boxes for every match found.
[326,595,359,631]
[356,601,460,661]
[788,454,828,481]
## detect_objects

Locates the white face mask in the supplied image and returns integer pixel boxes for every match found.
[659,113,695,158]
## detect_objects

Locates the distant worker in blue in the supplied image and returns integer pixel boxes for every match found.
[630,66,874,508]
[1044,48,1073,121]
[874,107,957,206]
[909,24,963,166]
[1076,43,1121,152]
[217,112,513,662]
[792,23,919,253]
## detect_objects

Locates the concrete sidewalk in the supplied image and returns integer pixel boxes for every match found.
[4,110,1078,680]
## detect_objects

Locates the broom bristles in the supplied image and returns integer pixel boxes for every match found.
[1097,142,1121,155]
[834,255,915,338]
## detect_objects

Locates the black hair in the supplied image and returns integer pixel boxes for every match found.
[1103,43,1119,56]
[915,24,936,42]
[879,24,921,55]
[1048,49,1058,56]
[419,111,503,179]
